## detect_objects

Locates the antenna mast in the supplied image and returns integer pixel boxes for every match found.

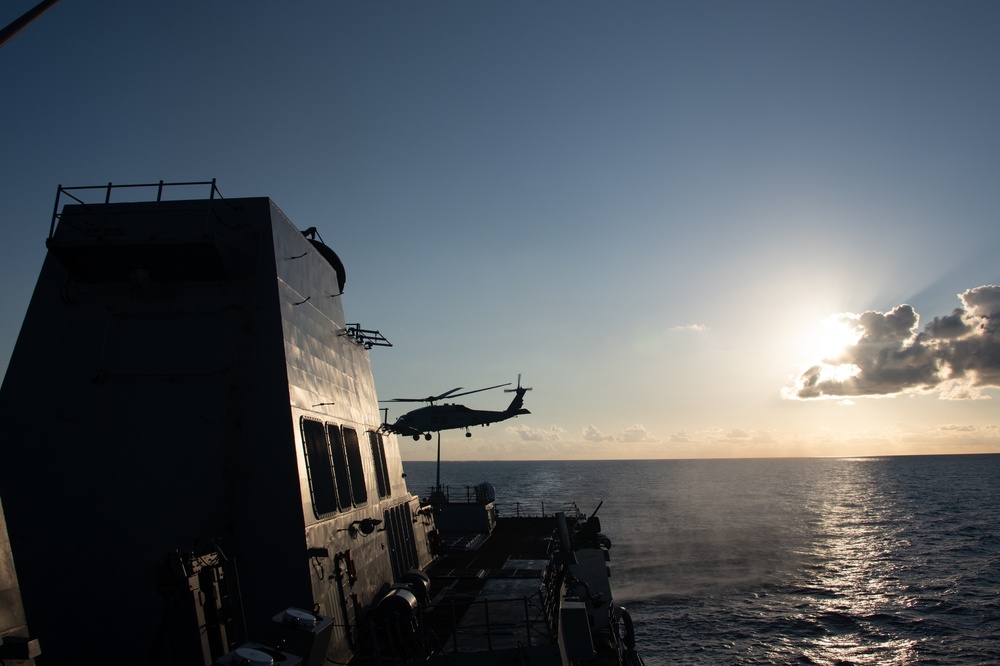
[1,0,60,49]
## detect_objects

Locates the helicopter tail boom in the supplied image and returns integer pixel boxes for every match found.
[503,387,530,415]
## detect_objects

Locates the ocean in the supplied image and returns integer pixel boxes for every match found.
[401,455,1000,665]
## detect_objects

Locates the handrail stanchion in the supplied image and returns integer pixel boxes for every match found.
[49,184,62,238]
[524,596,532,646]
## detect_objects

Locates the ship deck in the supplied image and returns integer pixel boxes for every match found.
[422,516,558,659]
[357,512,624,665]
[419,515,621,665]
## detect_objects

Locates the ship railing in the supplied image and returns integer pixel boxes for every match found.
[429,594,550,655]
[49,179,221,238]
[366,593,550,663]
[504,500,584,519]
[421,485,576,518]
[422,484,487,505]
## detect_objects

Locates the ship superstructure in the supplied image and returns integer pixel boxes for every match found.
[0,181,643,666]
[0,182,433,663]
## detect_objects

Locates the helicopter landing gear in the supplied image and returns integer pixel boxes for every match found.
[413,434,420,441]
[424,433,432,441]
[465,431,472,438]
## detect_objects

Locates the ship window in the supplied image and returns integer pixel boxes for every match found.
[301,418,337,516]
[327,424,352,510]
[342,427,368,505]
[369,431,391,499]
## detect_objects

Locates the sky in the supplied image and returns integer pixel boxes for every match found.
[2,1,1000,461]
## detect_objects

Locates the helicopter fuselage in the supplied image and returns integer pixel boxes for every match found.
[385,386,531,440]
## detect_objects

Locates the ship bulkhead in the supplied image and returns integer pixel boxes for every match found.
[0,185,436,664]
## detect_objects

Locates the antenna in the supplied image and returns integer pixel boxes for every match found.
[0,0,60,49]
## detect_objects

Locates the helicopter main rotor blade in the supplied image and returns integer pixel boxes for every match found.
[434,387,467,400]
[381,387,466,403]
[445,382,511,399]
[380,382,510,403]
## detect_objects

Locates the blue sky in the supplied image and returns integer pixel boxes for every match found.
[3,1,999,460]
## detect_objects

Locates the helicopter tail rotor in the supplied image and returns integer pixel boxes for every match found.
[504,374,532,393]
[503,374,532,414]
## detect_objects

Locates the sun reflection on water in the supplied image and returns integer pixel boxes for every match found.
[791,459,921,664]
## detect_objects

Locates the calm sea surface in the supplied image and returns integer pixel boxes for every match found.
[402,455,1000,665]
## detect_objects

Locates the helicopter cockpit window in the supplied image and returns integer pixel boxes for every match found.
[342,427,368,505]
[327,424,352,510]
[369,431,391,499]
[301,417,337,517]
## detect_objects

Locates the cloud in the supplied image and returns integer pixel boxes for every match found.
[938,424,977,433]
[669,323,710,333]
[936,381,991,400]
[621,424,658,442]
[505,424,563,441]
[785,285,1000,400]
[581,424,659,442]
[582,425,617,442]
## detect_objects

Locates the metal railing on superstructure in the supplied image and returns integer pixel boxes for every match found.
[49,179,221,238]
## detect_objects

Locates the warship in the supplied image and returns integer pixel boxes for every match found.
[0,181,643,665]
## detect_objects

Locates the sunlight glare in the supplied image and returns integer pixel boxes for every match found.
[804,314,863,364]
[817,361,861,383]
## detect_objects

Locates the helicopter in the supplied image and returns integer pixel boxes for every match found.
[381,376,531,440]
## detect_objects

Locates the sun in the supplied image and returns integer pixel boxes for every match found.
[782,313,865,399]
[803,314,863,364]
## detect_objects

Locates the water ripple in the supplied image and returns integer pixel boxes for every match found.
[403,455,1000,664]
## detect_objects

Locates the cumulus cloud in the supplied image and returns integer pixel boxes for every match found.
[581,424,659,442]
[582,425,616,442]
[621,424,658,442]
[785,285,1000,400]
[505,424,563,441]
[939,424,976,433]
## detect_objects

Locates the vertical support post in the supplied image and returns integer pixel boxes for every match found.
[524,596,532,646]
[104,182,112,204]
[435,431,441,496]
[156,179,164,201]
[49,184,62,238]
[210,177,217,199]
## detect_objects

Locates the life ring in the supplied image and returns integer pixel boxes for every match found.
[613,605,635,651]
